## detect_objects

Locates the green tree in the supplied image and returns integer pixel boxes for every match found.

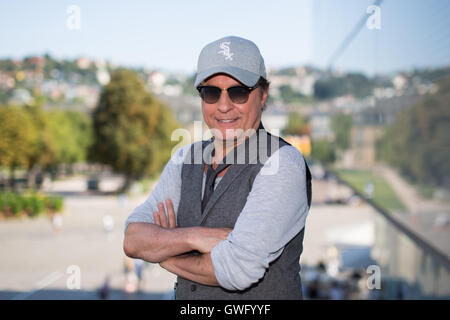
[314,73,373,100]
[24,97,57,174]
[0,106,37,189]
[47,110,93,165]
[376,77,450,187]
[331,113,353,150]
[89,69,179,192]
[282,112,310,136]
[278,85,304,104]
[314,79,337,100]
[311,139,336,164]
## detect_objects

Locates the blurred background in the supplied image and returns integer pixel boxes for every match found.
[0,0,449,300]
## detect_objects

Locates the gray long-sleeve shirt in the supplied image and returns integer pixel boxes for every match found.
[124,143,310,291]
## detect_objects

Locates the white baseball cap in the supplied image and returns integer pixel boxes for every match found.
[194,35,267,88]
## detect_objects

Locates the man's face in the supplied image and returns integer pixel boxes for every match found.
[201,74,268,142]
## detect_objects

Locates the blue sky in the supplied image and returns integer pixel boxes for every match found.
[1,0,449,75]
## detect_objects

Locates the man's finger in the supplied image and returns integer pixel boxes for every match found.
[158,202,168,228]
[166,199,176,229]
[153,211,161,226]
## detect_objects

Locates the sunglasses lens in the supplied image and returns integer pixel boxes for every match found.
[228,86,250,104]
[199,86,252,104]
[200,87,221,103]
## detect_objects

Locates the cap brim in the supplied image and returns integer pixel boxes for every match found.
[194,66,260,88]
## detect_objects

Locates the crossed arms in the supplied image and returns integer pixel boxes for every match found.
[123,144,309,291]
[123,199,231,286]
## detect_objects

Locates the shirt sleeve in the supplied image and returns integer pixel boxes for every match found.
[210,146,310,291]
[123,144,191,235]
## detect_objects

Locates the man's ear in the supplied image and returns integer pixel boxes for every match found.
[260,86,269,109]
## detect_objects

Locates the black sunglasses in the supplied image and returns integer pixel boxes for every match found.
[197,84,260,104]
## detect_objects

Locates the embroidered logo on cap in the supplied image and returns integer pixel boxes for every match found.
[218,41,234,61]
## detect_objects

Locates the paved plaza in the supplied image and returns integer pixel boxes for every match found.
[0,176,378,300]
[0,176,177,300]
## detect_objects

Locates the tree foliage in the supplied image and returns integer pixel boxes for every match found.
[1,101,94,189]
[0,106,37,171]
[314,73,373,100]
[278,85,305,104]
[23,100,57,171]
[331,113,353,150]
[89,69,179,190]
[311,139,336,164]
[282,112,310,136]
[376,77,450,187]
[47,110,93,165]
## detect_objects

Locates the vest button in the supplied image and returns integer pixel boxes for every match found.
[190,284,197,292]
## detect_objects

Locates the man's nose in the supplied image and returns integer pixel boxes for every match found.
[217,88,233,113]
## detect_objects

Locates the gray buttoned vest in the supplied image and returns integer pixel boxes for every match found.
[175,125,312,300]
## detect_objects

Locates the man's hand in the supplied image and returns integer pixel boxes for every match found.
[153,199,232,253]
[152,198,231,286]
[189,227,231,253]
[153,199,176,229]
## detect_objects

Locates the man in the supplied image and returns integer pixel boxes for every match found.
[123,36,312,299]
